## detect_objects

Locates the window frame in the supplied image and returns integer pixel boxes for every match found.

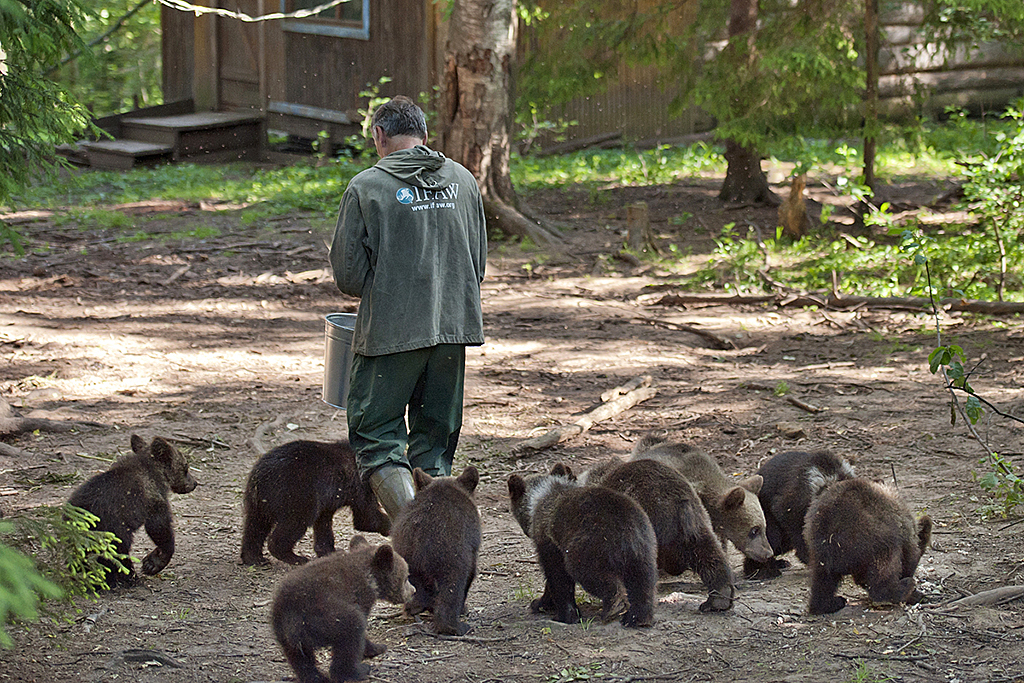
[282,0,369,40]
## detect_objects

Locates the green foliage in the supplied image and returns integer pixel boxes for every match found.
[0,531,63,648]
[956,101,1024,300]
[927,344,984,425]
[547,663,605,683]
[4,504,132,597]
[974,453,1024,519]
[0,0,91,202]
[688,4,864,155]
[512,143,724,191]
[50,0,163,117]
[343,77,394,158]
[0,0,95,252]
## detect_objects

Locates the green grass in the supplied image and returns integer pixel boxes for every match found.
[7,158,371,219]
[4,115,1020,303]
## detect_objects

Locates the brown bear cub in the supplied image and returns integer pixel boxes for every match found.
[507,463,658,627]
[804,478,932,614]
[391,466,482,636]
[631,435,773,564]
[241,440,391,566]
[744,450,856,580]
[583,458,735,612]
[271,535,413,683]
[68,434,198,586]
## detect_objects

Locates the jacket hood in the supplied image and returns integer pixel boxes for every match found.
[374,145,451,189]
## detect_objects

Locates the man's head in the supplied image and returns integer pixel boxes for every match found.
[371,96,427,157]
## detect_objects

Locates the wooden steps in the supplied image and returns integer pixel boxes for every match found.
[78,110,264,170]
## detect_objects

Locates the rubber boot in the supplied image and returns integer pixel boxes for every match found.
[369,466,416,522]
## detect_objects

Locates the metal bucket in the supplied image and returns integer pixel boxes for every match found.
[323,312,357,409]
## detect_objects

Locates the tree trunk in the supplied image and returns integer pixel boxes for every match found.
[718,0,778,206]
[438,0,561,247]
[719,140,779,205]
[863,0,880,194]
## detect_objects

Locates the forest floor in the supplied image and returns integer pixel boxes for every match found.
[1,166,1023,683]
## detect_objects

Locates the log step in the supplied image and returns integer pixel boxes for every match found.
[79,140,175,170]
[120,112,263,161]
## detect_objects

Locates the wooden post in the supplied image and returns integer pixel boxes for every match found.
[193,9,219,111]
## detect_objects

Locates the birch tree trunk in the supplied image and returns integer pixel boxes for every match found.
[438,0,562,246]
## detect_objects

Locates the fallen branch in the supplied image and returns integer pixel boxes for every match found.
[786,396,825,414]
[635,316,736,350]
[0,399,106,439]
[0,442,32,459]
[648,291,1024,315]
[601,375,652,402]
[248,413,298,455]
[949,585,1024,607]
[512,379,657,455]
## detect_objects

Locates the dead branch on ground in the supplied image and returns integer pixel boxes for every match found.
[0,398,106,441]
[512,376,657,454]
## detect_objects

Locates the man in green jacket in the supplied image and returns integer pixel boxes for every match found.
[329,96,487,520]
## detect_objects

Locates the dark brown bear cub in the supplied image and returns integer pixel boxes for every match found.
[271,535,413,683]
[804,478,932,614]
[392,466,482,636]
[584,458,735,612]
[241,440,391,566]
[630,435,774,564]
[744,450,855,580]
[68,434,197,586]
[507,463,658,627]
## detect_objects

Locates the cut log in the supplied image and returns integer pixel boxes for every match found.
[512,380,657,454]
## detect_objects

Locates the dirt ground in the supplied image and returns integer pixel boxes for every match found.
[1,169,1023,683]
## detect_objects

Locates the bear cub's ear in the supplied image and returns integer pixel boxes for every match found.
[349,535,370,552]
[550,463,575,480]
[720,487,747,511]
[373,544,396,572]
[150,437,177,464]
[917,515,933,553]
[740,474,763,495]
[412,468,433,491]
[457,466,479,493]
[507,474,526,502]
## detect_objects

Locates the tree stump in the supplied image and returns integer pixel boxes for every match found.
[626,202,659,254]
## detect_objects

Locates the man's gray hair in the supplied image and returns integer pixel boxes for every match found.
[371,96,427,139]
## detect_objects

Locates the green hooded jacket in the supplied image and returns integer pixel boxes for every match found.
[329,145,487,356]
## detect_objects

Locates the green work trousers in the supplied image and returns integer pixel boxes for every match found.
[346,344,465,479]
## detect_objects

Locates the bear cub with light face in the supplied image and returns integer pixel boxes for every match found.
[271,535,413,683]
[508,463,658,627]
[241,440,391,566]
[392,466,482,636]
[804,478,932,614]
[68,434,197,586]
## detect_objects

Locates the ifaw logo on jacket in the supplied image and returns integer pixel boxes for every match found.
[395,184,460,212]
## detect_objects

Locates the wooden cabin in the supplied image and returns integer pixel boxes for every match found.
[165,0,448,143]
[81,0,447,167]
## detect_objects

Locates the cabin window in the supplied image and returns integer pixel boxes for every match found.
[283,0,369,39]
